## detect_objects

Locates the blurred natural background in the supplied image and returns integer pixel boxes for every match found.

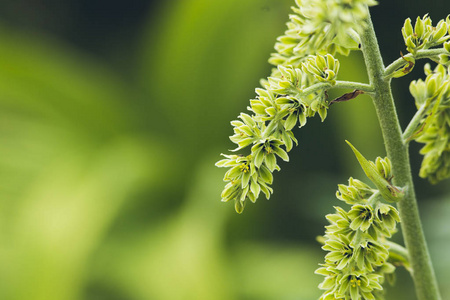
[0,0,449,299]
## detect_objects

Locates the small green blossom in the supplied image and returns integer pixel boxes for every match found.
[402,15,450,54]
[336,177,374,205]
[216,154,275,213]
[325,206,357,241]
[251,138,289,171]
[354,240,389,270]
[323,235,355,270]
[373,203,400,237]
[303,54,340,84]
[348,204,374,232]
[338,273,383,300]
[229,113,262,150]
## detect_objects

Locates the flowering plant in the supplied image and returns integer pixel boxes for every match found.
[216,1,449,299]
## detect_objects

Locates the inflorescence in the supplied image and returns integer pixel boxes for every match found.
[216,0,377,213]
[401,15,450,183]
[316,154,400,300]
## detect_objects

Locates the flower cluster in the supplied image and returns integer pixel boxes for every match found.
[216,54,339,213]
[217,0,378,213]
[270,0,377,67]
[215,154,275,213]
[317,174,400,300]
[409,63,450,183]
[402,15,450,55]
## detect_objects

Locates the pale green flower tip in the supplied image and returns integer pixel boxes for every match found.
[445,41,450,52]
[426,76,438,97]
[234,200,245,214]
[439,54,450,66]
[414,15,425,37]
[402,18,413,38]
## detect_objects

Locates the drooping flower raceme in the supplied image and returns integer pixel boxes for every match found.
[216,0,377,213]
[216,56,338,213]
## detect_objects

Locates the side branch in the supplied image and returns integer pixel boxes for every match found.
[384,48,449,78]
[299,81,374,99]
[402,104,428,143]
[334,80,374,94]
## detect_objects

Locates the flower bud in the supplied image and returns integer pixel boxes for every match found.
[402,18,413,39]
[426,76,438,97]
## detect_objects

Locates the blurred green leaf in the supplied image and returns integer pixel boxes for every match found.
[232,243,323,300]
[0,24,171,300]
[87,157,233,300]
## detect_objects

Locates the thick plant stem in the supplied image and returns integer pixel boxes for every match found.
[360,9,441,300]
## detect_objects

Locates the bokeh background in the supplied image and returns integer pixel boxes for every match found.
[0,1,449,299]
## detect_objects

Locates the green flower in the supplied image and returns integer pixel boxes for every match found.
[276,96,308,131]
[216,154,274,213]
[336,177,374,205]
[251,138,289,171]
[348,204,374,232]
[402,15,449,54]
[250,87,279,121]
[229,113,262,150]
[373,203,400,236]
[303,54,340,85]
[323,235,355,270]
[325,206,357,241]
[316,264,342,300]
[354,240,389,271]
[337,273,383,300]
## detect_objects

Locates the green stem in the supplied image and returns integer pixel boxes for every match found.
[402,103,427,143]
[384,48,448,78]
[334,80,374,94]
[385,240,411,272]
[360,8,441,300]
[298,82,332,97]
[262,115,281,138]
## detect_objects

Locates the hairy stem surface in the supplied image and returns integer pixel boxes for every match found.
[360,8,441,300]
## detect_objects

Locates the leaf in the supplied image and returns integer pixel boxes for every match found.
[346,141,404,202]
